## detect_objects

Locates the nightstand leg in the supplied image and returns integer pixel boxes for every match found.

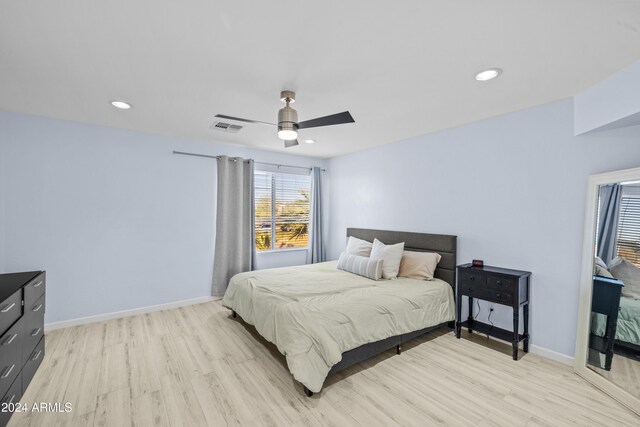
[523,303,529,353]
[455,289,462,338]
[512,308,519,360]
[467,296,474,333]
[604,314,615,371]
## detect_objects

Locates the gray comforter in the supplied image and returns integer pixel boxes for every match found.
[222,261,455,392]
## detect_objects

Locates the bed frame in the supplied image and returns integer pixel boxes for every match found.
[615,339,640,353]
[232,227,457,397]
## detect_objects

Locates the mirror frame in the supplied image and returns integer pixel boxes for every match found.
[574,166,640,415]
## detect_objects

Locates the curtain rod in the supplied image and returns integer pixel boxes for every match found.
[172,151,325,171]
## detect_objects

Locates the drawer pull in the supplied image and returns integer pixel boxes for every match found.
[0,303,15,313]
[32,350,42,361]
[33,280,43,288]
[3,334,17,346]
[496,294,502,300]
[1,364,15,379]
[467,287,474,292]
[469,276,475,281]
[33,304,43,312]
[496,280,502,286]
[31,328,42,337]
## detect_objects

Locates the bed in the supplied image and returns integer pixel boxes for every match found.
[221,228,457,396]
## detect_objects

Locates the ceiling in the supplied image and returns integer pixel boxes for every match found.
[1,1,640,158]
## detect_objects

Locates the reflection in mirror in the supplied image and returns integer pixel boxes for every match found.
[588,181,640,399]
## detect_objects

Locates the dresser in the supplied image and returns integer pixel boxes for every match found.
[455,264,531,360]
[0,271,46,427]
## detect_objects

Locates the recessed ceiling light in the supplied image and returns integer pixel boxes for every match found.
[475,68,502,82]
[304,139,315,144]
[110,100,132,109]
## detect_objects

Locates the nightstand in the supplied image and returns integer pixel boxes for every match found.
[590,275,623,371]
[455,264,531,360]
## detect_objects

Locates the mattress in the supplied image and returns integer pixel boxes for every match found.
[221,261,455,392]
[592,296,640,346]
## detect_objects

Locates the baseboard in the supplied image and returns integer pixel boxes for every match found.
[44,295,218,331]
[529,344,574,366]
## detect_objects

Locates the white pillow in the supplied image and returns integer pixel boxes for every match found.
[345,236,373,257]
[594,264,613,279]
[337,252,383,280]
[608,257,640,299]
[594,256,608,271]
[398,251,442,280]
[370,238,405,279]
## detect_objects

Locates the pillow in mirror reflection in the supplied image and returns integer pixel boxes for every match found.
[609,257,640,299]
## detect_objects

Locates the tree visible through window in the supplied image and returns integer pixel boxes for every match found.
[255,171,311,251]
[616,191,640,267]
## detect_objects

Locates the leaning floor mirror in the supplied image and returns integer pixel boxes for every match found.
[575,166,640,415]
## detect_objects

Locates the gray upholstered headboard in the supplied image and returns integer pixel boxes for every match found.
[346,228,457,288]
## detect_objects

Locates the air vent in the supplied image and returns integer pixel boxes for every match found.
[210,121,242,133]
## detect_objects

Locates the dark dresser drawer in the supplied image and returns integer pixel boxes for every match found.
[24,273,45,307]
[0,374,22,427]
[21,294,45,367]
[0,271,45,427]
[0,322,22,399]
[458,269,486,286]
[22,337,44,395]
[485,275,515,292]
[0,292,22,338]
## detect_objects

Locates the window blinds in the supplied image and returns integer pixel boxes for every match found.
[254,171,311,251]
[616,191,640,266]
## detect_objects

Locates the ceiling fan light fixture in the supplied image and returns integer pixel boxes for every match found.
[278,101,298,140]
[277,128,298,140]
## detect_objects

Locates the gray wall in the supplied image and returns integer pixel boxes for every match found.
[0,111,325,323]
[327,99,640,358]
[0,113,6,272]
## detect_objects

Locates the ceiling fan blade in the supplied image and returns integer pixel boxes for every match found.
[284,139,299,148]
[214,114,276,126]
[297,111,354,129]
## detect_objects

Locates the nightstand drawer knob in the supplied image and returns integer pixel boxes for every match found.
[496,294,501,299]
[469,276,475,281]
[496,280,502,286]
[467,287,473,292]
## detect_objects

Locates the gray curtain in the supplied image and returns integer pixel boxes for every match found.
[597,184,622,265]
[308,166,325,263]
[212,156,255,296]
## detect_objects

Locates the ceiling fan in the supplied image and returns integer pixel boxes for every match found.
[215,90,355,148]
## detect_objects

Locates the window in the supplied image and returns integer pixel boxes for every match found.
[255,170,311,251]
[616,186,640,267]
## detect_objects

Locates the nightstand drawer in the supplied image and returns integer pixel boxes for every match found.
[482,289,513,305]
[486,275,515,291]
[458,269,486,286]
[458,282,484,297]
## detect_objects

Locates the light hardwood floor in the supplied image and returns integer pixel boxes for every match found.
[589,346,640,400]
[8,301,639,426]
